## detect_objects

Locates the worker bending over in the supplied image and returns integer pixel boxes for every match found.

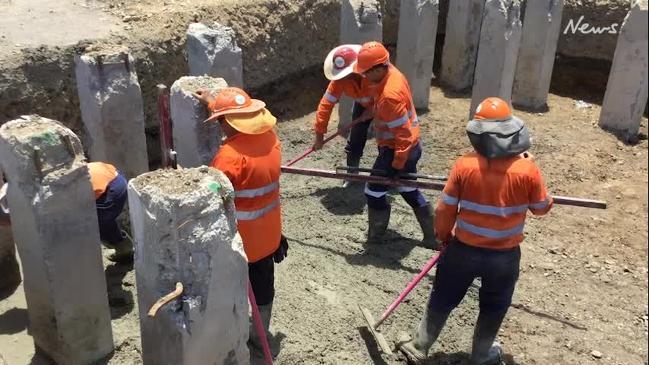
[313,44,375,186]
[353,41,436,248]
[399,98,553,365]
[88,162,133,263]
[194,87,288,356]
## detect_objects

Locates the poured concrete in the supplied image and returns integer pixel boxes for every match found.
[187,22,244,88]
[599,0,649,142]
[74,46,149,178]
[397,0,439,109]
[470,0,523,117]
[170,76,228,168]
[0,116,113,364]
[339,0,382,131]
[513,0,565,110]
[440,0,485,91]
[128,167,249,365]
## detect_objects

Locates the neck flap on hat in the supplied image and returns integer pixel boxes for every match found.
[466,116,531,159]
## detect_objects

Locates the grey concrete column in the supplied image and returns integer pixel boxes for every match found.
[513,0,564,110]
[0,116,113,364]
[599,0,648,142]
[470,0,523,118]
[340,0,382,132]
[397,0,439,110]
[440,0,486,91]
[187,22,244,88]
[170,76,228,168]
[75,47,149,178]
[129,167,249,365]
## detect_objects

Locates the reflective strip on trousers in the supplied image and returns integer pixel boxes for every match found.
[234,181,279,198]
[355,96,372,104]
[456,218,525,239]
[397,186,417,192]
[236,198,280,221]
[364,184,388,198]
[323,92,338,103]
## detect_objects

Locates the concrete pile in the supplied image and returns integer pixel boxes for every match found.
[128,167,249,365]
[396,0,439,109]
[0,116,113,364]
[470,0,523,117]
[186,22,244,88]
[599,0,648,142]
[75,46,149,178]
[170,76,229,168]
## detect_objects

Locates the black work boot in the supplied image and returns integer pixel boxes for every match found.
[470,310,507,365]
[342,155,361,188]
[249,301,274,356]
[413,203,440,250]
[367,206,391,244]
[399,307,450,363]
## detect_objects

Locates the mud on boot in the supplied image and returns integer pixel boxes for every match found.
[413,203,441,250]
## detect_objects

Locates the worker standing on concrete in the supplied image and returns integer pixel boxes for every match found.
[194,87,287,356]
[314,44,375,187]
[398,98,553,365]
[353,41,436,248]
[88,162,133,263]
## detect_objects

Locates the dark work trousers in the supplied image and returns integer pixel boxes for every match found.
[95,173,128,245]
[249,254,275,306]
[364,143,428,210]
[427,239,521,322]
[344,102,373,160]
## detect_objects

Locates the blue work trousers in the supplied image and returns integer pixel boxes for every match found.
[96,173,128,245]
[344,102,373,160]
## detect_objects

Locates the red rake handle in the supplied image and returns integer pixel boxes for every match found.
[248,282,273,365]
[284,116,367,167]
[374,249,445,329]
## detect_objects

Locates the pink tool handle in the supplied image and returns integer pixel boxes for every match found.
[374,249,445,329]
[248,282,273,365]
[284,116,367,167]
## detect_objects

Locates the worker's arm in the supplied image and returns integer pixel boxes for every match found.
[378,97,415,170]
[528,163,553,215]
[434,162,462,243]
[314,81,345,136]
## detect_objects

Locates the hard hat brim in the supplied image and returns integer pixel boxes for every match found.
[203,99,266,124]
[223,108,277,135]
[323,44,362,81]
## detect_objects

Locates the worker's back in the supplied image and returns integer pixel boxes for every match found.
[211,130,282,262]
[436,152,553,250]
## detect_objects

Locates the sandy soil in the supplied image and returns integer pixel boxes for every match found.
[1,68,647,364]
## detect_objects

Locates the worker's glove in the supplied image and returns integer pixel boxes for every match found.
[386,166,403,180]
[273,234,289,264]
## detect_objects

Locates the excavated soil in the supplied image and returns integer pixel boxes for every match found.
[1,69,647,364]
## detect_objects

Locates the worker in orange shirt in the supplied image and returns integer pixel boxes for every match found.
[353,41,436,248]
[313,44,375,186]
[88,162,133,263]
[194,87,287,356]
[398,98,553,365]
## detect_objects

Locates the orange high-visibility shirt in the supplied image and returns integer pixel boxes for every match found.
[314,78,375,135]
[87,162,118,199]
[211,130,282,263]
[371,64,421,170]
[435,152,553,249]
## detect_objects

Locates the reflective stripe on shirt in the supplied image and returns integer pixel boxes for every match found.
[459,200,528,217]
[440,192,459,206]
[530,197,551,210]
[234,181,279,198]
[457,218,525,239]
[236,198,280,221]
[323,92,338,103]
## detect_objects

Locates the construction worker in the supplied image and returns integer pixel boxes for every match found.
[353,41,436,248]
[193,87,288,356]
[398,98,553,365]
[0,163,132,263]
[314,44,375,186]
[88,162,133,263]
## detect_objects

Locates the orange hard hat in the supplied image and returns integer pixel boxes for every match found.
[354,41,390,74]
[474,97,513,120]
[204,87,276,135]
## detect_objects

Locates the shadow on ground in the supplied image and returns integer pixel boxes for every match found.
[105,261,134,320]
[0,307,27,335]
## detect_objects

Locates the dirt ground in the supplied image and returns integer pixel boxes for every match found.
[1,64,648,365]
